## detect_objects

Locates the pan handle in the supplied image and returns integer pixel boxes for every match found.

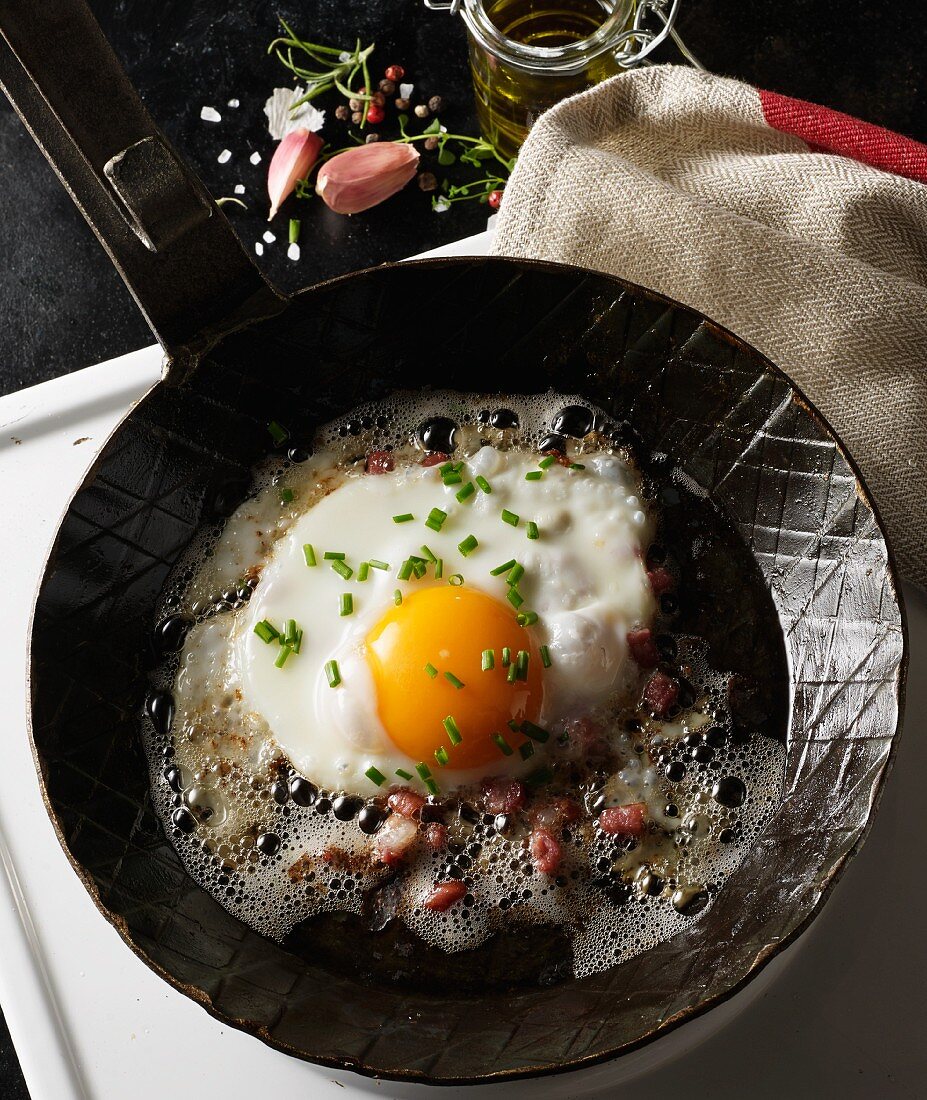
[0,0,283,364]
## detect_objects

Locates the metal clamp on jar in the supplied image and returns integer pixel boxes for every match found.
[424,0,702,157]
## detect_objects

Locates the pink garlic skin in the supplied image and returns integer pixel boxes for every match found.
[315,142,420,215]
[267,128,323,221]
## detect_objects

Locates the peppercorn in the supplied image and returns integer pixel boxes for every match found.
[366,104,385,124]
[418,171,438,192]
[365,132,380,143]
[414,104,430,119]
[428,95,444,113]
[395,97,411,111]
[348,97,363,112]
[385,64,405,82]
[371,91,386,107]
[335,104,351,122]
[379,78,396,96]
[424,135,440,151]
[488,189,503,209]
[351,111,364,125]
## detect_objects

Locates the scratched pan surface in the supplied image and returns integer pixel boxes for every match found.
[3,1,905,1087]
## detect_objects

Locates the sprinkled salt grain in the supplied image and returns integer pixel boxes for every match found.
[254,241,264,256]
[287,243,300,261]
[399,83,414,100]
[632,510,646,527]
[264,87,326,140]
[263,230,276,243]
[200,106,221,123]
[249,151,262,165]
[338,51,352,62]
[433,198,450,214]
[234,184,246,195]
[217,149,231,164]
[227,98,240,108]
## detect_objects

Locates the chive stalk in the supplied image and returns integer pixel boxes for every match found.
[339,593,353,616]
[526,521,540,540]
[475,475,492,494]
[491,732,514,756]
[491,559,517,576]
[444,671,465,690]
[365,765,386,786]
[540,645,552,668]
[458,534,479,557]
[325,659,341,687]
[481,648,495,671]
[501,509,519,526]
[254,620,279,644]
[443,716,463,745]
[303,543,317,567]
[392,513,414,524]
[331,558,353,580]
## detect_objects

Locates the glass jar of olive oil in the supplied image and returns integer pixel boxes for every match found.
[425,0,698,159]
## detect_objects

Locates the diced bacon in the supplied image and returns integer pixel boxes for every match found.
[598,803,647,837]
[529,827,562,875]
[387,787,425,818]
[365,450,394,474]
[627,627,659,668]
[375,813,418,866]
[531,797,582,830]
[543,449,572,468]
[423,879,467,911]
[423,822,448,850]
[647,566,674,596]
[421,451,450,467]
[481,777,526,815]
[643,669,679,717]
[560,716,609,763]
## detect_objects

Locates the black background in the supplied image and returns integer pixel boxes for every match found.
[0,0,925,1094]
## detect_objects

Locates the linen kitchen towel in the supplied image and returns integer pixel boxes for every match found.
[492,65,927,587]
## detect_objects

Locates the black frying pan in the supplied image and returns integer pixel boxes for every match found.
[1,0,905,1085]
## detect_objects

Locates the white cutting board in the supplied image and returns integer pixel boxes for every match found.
[0,233,924,1099]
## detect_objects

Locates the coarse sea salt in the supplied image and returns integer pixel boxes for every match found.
[217,149,231,164]
[250,151,262,166]
[263,86,326,141]
[399,82,414,100]
[287,243,301,261]
[200,106,221,123]
[234,184,246,195]
[227,98,240,108]
[263,230,276,244]
[254,241,264,256]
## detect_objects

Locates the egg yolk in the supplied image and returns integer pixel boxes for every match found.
[366,586,544,770]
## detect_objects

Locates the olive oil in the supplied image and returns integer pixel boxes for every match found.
[467,0,630,159]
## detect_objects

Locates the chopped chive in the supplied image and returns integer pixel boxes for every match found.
[394,589,402,605]
[412,558,427,579]
[444,671,465,690]
[293,628,303,654]
[331,558,353,580]
[525,471,543,481]
[525,766,554,788]
[275,644,293,668]
[339,593,353,617]
[448,574,464,586]
[475,475,492,494]
[502,646,511,667]
[325,659,341,687]
[267,420,289,445]
[288,217,301,244]
[365,765,386,787]
[357,561,370,582]
[442,471,463,486]
[570,463,586,471]
[395,768,414,780]
[501,509,519,526]
[538,454,557,469]
[434,746,450,767]
[284,618,297,645]
[482,649,495,671]
[443,716,463,745]
[425,662,438,679]
[456,482,475,503]
[398,559,414,581]
[521,720,550,743]
[424,777,439,796]
[491,732,514,756]
[392,513,414,524]
[517,611,539,627]
[458,534,479,557]
[491,559,517,577]
[425,507,447,531]
[303,543,317,567]
[507,718,521,733]
[507,588,524,609]
[420,545,437,563]
[323,551,346,560]
[516,650,529,681]
[438,461,454,474]
[506,662,518,683]
[369,559,389,571]
[507,562,525,586]
[540,645,552,668]
[415,762,432,781]
[253,620,279,644]
[519,740,535,761]
[279,487,295,503]
[526,521,540,541]
[434,558,444,579]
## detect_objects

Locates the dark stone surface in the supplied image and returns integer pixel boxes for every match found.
[0,0,923,1094]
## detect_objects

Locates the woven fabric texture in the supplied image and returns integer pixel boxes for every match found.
[491,65,927,586]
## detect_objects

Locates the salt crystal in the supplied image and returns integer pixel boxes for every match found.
[433,198,450,214]
[254,241,264,256]
[200,106,221,123]
[263,230,276,243]
[399,83,414,100]
[263,87,326,140]
[227,98,240,108]
[250,151,262,165]
[234,184,245,195]
[217,149,231,164]
[339,51,352,63]
[287,243,301,261]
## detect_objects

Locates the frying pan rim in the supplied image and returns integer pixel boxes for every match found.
[25,253,908,1085]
